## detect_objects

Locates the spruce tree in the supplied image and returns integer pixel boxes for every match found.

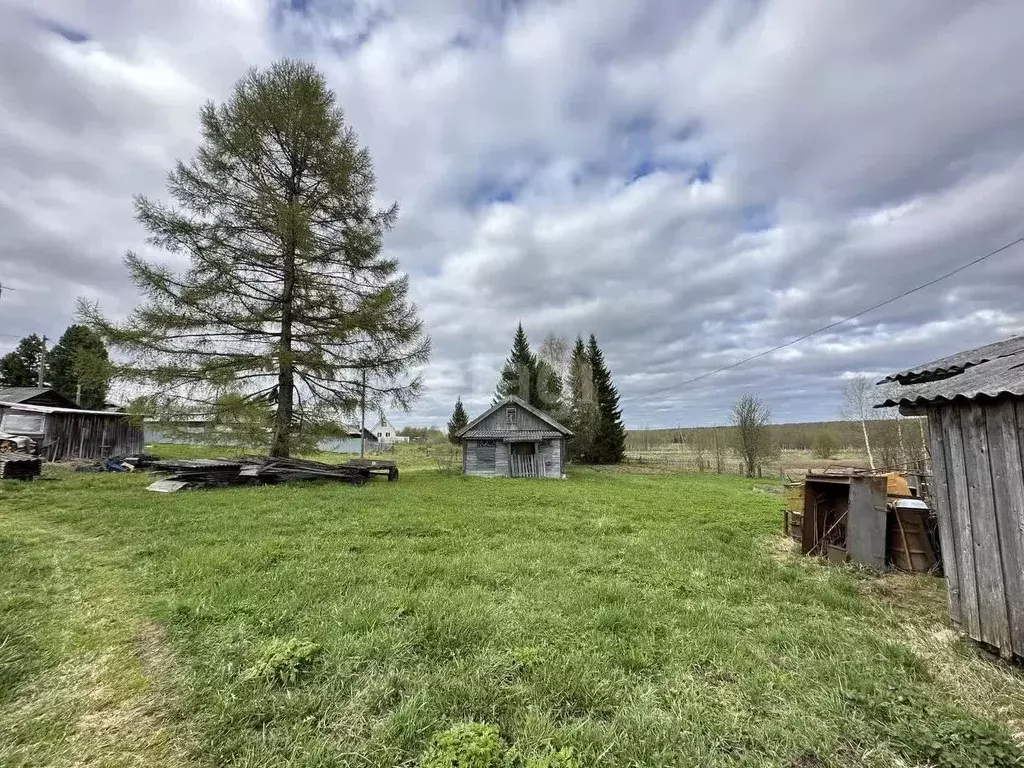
[566,335,599,461]
[447,396,468,444]
[587,334,626,464]
[0,334,46,388]
[81,60,430,456]
[47,325,111,408]
[495,323,536,403]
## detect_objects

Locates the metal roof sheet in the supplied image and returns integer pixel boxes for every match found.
[0,400,131,416]
[461,430,564,441]
[876,350,1024,407]
[879,336,1024,385]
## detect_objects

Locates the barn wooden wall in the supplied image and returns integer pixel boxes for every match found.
[41,413,144,461]
[927,398,1024,659]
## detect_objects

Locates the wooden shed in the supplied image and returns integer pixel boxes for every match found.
[0,387,143,461]
[457,395,572,478]
[879,336,1024,660]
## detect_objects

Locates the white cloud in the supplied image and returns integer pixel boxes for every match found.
[2,0,1024,427]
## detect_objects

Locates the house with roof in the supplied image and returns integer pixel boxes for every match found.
[0,387,143,461]
[369,413,409,444]
[456,395,572,478]
[878,335,1024,661]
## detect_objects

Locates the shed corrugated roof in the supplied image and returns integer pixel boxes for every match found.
[462,430,564,441]
[879,336,1024,385]
[877,341,1024,407]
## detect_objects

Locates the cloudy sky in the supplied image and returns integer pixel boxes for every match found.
[2,1,1023,428]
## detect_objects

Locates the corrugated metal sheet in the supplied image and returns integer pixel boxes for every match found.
[462,430,563,440]
[880,336,1024,385]
[877,351,1024,406]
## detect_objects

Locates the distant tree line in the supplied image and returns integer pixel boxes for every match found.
[0,325,111,409]
[447,323,627,464]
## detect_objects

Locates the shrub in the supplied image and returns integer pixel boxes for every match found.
[811,431,838,459]
[419,723,506,768]
[242,637,321,686]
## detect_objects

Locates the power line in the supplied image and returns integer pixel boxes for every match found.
[623,233,1024,404]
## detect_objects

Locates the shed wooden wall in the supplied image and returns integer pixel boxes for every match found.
[926,397,1024,659]
[463,438,565,478]
[41,413,144,461]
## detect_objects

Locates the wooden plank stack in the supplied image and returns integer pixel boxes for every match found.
[0,451,42,480]
[146,456,398,492]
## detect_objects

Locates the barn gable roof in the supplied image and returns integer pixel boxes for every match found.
[877,336,1024,407]
[0,387,79,409]
[457,395,573,438]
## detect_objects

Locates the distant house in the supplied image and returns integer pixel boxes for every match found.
[457,395,572,478]
[370,414,409,444]
[0,387,143,461]
[878,335,1024,661]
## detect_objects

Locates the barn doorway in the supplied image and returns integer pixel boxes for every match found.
[510,442,538,478]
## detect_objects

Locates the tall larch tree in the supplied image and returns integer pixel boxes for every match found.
[81,60,430,456]
[47,324,111,408]
[587,334,626,464]
[447,396,468,444]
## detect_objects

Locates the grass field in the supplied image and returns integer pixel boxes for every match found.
[2,447,1023,767]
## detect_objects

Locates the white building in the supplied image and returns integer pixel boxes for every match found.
[369,414,409,444]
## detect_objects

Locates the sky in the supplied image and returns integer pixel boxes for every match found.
[2,0,1024,428]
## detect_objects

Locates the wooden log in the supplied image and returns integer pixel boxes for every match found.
[940,405,980,638]
[960,401,1011,655]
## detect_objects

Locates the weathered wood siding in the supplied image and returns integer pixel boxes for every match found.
[464,440,499,477]
[462,438,565,478]
[926,397,1024,659]
[41,412,144,461]
[470,402,553,432]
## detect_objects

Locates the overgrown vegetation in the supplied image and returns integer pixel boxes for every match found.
[1,450,1021,766]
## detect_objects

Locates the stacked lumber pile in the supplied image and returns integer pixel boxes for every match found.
[147,456,397,492]
[0,452,42,480]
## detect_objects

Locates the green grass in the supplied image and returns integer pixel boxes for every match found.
[1,447,1022,767]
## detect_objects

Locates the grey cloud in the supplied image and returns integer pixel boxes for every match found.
[3,0,1024,430]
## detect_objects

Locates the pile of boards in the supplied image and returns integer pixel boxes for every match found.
[147,455,398,492]
[0,451,42,480]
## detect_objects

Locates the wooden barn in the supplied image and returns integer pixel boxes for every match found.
[0,387,143,461]
[879,336,1024,660]
[457,395,572,478]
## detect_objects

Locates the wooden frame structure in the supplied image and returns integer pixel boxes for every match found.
[880,337,1024,659]
[457,395,572,479]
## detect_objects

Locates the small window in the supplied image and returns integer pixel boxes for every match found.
[1,411,45,433]
[506,407,517,427]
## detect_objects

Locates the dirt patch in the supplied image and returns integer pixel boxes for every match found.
[68,621,192,766]
[788,752,824,768]
[764,535,801,565]
[136,620,176,683]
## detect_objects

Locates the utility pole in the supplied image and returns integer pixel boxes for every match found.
[36,335,47,387]
[76,381,82,406]
[360,368,367,458]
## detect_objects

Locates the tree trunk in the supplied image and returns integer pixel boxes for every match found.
[895,412,905,469]
[270,242,297,457]
[860,417,875,469]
